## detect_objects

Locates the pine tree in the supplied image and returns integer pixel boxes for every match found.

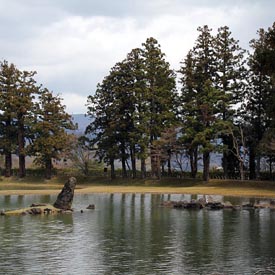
[124,48,147,178]
[214,26,247,178]
[254,22,275,79]
[0,61,39,177]
[141,37,177,178]
[0,61,18,177]
[245,28,273,178]
[262,22,275,129]
[86,38,176,179]
[86,68,121,179]
[178,51,199,178]
[244,22,275,178]
[15,69,39,177]
[31,89,75,179]
[179,26,225,181]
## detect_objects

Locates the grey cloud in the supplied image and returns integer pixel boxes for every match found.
[0,0,274,113]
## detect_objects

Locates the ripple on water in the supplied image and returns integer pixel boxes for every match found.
[1,193,275,274]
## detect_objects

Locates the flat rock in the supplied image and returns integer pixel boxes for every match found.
[3,204,66,216]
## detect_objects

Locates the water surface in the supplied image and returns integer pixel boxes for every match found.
[1,193,275,275]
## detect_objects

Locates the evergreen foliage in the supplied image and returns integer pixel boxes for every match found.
[31,89,75,179]
[0,62,75,179]
[1,21,275,181]
[85,22,275,181]
[86,38,176,179]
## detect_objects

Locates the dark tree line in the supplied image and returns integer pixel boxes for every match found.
[1,23,273,182]
[0,61,75,179]
[86,23,275,181]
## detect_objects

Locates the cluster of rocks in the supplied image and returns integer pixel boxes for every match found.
[161,198,275,211]
[1,177,78,216]
[1,203,96,216]
[80,204,96,213]
[0,203,73,216]
[23,204,53,215]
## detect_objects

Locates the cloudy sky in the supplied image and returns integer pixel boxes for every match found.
[0,0,274,114]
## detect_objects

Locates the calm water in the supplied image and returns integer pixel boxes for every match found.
[1,193,275,275]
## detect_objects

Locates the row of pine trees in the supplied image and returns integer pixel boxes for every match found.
[86,23,275,181]
[0,62,75,179]
[0,23,274,181]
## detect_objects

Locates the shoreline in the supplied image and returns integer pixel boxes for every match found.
[1,184,275,198]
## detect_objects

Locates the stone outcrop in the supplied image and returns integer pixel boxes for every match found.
[54,177,77,210]
[86,204,95,209]
[2,177,77,216]
[161,199,275,211]
[2,204,65,216]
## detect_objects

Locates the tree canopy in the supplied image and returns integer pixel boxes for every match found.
[1,21,275,181]
[0,61,75,179]
[86,22,275,181]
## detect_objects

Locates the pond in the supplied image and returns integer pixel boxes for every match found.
[1,193,275,275]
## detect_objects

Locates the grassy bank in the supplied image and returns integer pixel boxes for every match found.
[0,176,275,198]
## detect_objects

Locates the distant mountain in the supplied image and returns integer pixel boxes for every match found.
[71,114,91,134]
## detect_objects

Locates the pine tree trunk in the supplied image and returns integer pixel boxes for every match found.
[141,158,146,178]
[4,118,13,177]
[150,154,156,178]
[161,163,165,175]
[256,155,261,179]
[167,156,172,176]
[110,159,116,180]
[157,155,161,179]
[18,116,26,178]
[222,151,229,179]
[121,159,127,178]
[222,135,234,179]
[84,161,89,176]
[5,152,12,177]
[203,151,210,182]
[19,156,25,178]
[269,156,272,179]
[249,144,256,180]
[189,147,198,178]
[121,144,127,178]
[223,150,239,179]
[140,144,147,178]
[45,158,52,180]
[239,160,245,181]
[151,154,160,179]
[130,147,137,179]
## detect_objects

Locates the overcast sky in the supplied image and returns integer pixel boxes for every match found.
[0,0,274,114]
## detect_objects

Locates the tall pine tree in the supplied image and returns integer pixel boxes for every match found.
[141,37,177,178]
[180,26,224,181]
[0,61,18,177]
[214,26,247,178]
[0,61,39,177]
[31,89,75,179]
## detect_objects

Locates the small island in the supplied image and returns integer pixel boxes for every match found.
[1,177,77,216]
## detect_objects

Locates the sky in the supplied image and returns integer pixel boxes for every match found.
[0,0,274,114]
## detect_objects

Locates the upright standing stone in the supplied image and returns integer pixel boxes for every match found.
[54,177,77,210]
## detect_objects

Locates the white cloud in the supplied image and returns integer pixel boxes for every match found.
[61,92,88,114]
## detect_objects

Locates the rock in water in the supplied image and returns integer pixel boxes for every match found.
[54,177,77,210]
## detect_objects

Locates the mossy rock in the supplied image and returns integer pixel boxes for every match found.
[2,204,72,216]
